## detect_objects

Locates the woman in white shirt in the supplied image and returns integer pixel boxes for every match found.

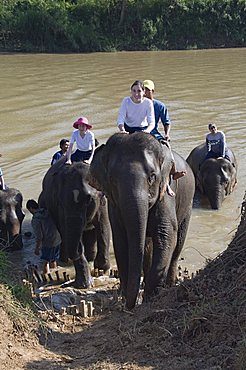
[117,80,155,134]
[66,116,95,164]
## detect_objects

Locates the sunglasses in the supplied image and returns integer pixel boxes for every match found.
[210,126,216,129]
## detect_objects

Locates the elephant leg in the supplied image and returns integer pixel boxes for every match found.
[66,218,92,289]
[109,205,128,299]
[144,205,178,299]
[166,212,191,286]
[73,251,92,289]
[93,202,111,272]
[83,229,97,263]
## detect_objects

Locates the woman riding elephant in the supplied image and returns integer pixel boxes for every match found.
[90,132,195,309]
[39,157,111,288]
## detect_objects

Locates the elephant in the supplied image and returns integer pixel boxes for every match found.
[38,156,111,288]
[0,188,25,251]
[186,143,237,209]
[89,132,195,309]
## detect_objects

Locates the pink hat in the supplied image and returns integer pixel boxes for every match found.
[73,116,92,129]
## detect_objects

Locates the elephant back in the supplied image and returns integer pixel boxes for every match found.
[186,143,207,175]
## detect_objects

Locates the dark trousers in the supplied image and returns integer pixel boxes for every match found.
[124,123,147,134]
[205,150,230,162]
[71,149,92,162]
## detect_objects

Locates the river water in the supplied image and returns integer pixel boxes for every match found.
[0,48,245,273]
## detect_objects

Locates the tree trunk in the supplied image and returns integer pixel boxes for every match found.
[118,0,127,27]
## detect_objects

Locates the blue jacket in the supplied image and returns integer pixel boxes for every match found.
[151,99,171,141]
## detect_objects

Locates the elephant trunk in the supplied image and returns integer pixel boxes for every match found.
[121,195,149,310]
[7,209,23,250]
[206,187,224,210]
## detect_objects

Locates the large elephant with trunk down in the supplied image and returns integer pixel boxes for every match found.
[186,143,237,210]
[0,188,25,251]
[39,157,111,288]
[89,132,195,309]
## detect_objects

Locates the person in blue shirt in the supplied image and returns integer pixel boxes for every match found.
[51,139,69,165]
[143,79,171,142]
[144,80,186,196]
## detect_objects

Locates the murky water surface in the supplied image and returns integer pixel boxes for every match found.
[1,49,245,273]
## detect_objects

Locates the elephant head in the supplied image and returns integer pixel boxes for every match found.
[187,143,238,210]
[0,188,25,250]
[39,157,110,288]
[198,157,237,210]
[90,133,184,309]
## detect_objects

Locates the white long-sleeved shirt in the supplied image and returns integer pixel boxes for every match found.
[70,130,95,151]
[117,97,155,131]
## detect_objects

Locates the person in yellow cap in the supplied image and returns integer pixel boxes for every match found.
[144,80,186,196]
[143,79,172,141]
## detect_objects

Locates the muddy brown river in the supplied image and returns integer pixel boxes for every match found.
[0,49,245,274]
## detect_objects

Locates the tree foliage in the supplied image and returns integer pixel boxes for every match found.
[0,0,245,52]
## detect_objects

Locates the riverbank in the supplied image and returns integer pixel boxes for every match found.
[1,191,246,369]
[1,0,245,53]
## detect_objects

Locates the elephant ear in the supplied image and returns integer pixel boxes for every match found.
[89,144,108,193]
[158,145,175,201]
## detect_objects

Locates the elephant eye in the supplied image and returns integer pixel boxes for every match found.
[148,173,156,186]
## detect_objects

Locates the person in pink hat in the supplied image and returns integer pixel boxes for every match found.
[66,116,95,164]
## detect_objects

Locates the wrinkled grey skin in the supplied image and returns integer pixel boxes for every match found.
[186,143,237,210]
[39,157,111,288]
[90,133,195,309]
[0,188,25,251]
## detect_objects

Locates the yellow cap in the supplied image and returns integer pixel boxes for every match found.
[143,80,155,91]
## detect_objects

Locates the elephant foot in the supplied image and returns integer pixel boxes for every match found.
[65,279,92,289]
[73,256,92,289]
[94,260,110,274]
[61,275,93,289]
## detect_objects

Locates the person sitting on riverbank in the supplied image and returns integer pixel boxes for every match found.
[66,116,95,165]
[51,139,69,165]
[206,123,230,161]
[26,199,61,275]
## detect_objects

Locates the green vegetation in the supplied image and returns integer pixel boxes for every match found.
[0,0,245,52]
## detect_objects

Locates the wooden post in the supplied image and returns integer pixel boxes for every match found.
[55,271,60,281]
[60,307,66,315]
[70,305,78,315]
[79,300,88,317]
[87,301,94,317]
[63,271,67,281]
[48,273,53,282]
